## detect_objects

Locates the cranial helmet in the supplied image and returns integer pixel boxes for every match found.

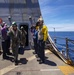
[12,22,17,26]
[20,26,24,29]
[37,16,43,22]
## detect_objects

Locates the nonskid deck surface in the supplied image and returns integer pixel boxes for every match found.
[0,49,74,75]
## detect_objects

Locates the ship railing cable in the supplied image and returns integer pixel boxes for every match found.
[47,34,74,64]
[68,39,74,44]
[52,36,74,63]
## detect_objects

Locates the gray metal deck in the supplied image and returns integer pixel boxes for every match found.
[0,49,73,75]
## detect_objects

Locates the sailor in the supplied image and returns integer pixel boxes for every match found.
[37,16,48,64]
[31,25,37,54]
[6,24,12,55]
[8,22,21,65]
[33,24,39,55]
[34,22,39,57]
[1,22,9,59]
[0,24,2,54]
[20,26,27,48]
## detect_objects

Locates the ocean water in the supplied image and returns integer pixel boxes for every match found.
[49,31,74,40]
[49,31,74,61]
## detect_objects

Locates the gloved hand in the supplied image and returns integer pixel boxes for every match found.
[42,41,45,44]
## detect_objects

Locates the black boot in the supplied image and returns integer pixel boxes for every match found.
[7,52,12,55]
[15,60,18,65]
[3,56,9,60]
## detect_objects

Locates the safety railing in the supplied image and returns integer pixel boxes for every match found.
[53,37,74,64]
[47,34,74,65]
[47,34,68,64]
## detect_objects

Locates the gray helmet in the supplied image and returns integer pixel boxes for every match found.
[20,26,24,30]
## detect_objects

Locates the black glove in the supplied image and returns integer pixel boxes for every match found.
[43,41,45,44]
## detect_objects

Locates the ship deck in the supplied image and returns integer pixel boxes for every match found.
[0,49,74,75]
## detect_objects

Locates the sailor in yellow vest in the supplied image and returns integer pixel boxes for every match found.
[37,17,48,64]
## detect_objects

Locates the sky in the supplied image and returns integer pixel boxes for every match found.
[39,0,74,31]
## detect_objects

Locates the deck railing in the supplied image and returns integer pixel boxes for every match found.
[53,37,74,63]
[47,33,74,65]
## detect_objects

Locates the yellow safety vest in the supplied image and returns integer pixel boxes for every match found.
[41,25,48,41]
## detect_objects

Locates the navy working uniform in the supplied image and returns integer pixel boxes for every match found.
[20,26,27,48]
[33,27,38,54]
[8,22,21,65]
[1,22,8,59]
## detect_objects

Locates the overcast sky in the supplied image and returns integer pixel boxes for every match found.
[39,0,74,31]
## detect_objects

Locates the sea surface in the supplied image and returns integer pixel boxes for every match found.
[49,31,74,61]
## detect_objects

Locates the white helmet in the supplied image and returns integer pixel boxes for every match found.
[37,16,43,22]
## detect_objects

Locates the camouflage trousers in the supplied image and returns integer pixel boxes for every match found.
[12,44,19,61]
[21,38,26,47]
